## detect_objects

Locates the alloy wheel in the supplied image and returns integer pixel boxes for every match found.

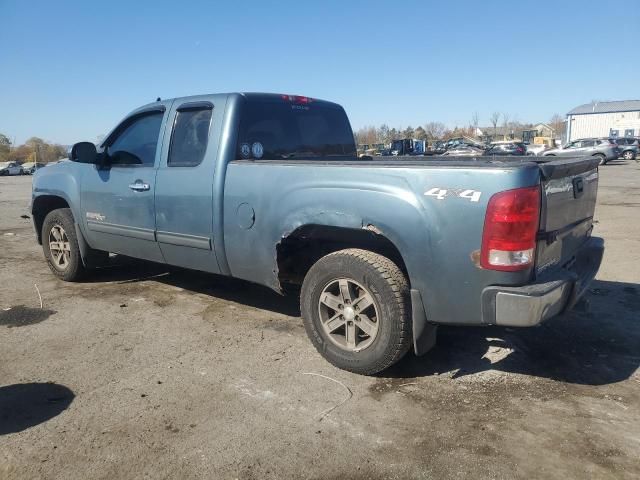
[317,278,379,352]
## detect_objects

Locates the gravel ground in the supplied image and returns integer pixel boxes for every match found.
[1,160,639,480]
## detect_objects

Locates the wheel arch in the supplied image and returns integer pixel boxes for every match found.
[276,224,409,289]
[32,195,71,244]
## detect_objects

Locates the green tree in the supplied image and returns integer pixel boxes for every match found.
[414,126,427,141]
[403,126,415,139]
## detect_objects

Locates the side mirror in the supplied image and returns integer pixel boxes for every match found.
[70,142,98,164]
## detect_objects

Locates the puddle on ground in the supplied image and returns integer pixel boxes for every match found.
[0,305,56,328]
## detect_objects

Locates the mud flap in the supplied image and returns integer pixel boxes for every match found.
[74,222,90,267]
[74,222,108,268]
[411,289,437,356]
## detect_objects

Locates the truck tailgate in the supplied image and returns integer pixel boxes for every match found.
[536,157,600,274]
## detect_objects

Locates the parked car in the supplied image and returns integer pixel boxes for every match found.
[525,143,548,156]
[439,145,485,156]
[31,92,603,375]
[0,161,24,175]
[21,162,46,174]
[543,138,619,165]
[612,137,639,160]
[430,141,447,154]
[485,141,527,156]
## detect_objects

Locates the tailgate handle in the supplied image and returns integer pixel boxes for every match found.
[572,177,584,199]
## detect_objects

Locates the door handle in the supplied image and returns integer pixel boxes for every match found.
[129,182,150,192]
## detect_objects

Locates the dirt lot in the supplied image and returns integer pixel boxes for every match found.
[1,161,639,480]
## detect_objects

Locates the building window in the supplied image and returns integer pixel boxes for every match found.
[624,129,635,137]
[610,129,619,138]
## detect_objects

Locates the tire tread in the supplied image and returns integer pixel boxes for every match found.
[301,248,412,375]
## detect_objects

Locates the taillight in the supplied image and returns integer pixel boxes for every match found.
[281,94,313,104]
[480,186,540,271]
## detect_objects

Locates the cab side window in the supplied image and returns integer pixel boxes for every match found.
[168,105,213,167]
[108,112,164,166]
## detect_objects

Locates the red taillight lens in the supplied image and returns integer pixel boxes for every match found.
[281,94,313,104]
[480,186,541,271]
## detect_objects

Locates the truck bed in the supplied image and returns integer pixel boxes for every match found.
[237,155,599,175]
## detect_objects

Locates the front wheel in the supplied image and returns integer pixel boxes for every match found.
[594,153,607,165]
[42,208,87,281]
[622,150,635,160]
[301,249,412,375]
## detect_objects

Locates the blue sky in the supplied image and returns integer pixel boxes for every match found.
[1,0,638,145]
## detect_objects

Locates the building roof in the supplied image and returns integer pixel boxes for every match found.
[568,100,640,115]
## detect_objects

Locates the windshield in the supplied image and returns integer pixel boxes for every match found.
[236,98,356,160]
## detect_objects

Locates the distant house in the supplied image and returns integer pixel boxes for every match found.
[566,100,640,142]
[476,126,519,143]
[476,123,557,143]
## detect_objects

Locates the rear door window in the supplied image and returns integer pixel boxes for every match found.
[236,97,356,160]
[168,104,213,167]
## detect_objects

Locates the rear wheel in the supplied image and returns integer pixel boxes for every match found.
[300,249,412,375]
[42,208,87,281]
[594,153,607,165]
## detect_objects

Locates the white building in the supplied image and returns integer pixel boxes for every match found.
[566,100,640,142]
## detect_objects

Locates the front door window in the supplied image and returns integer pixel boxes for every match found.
[107,112,164,166]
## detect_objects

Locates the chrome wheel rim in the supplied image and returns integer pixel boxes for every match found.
[48,224,71,270]
[318,278,379,352]
[623,151,633,160]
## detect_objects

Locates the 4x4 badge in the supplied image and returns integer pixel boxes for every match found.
[424,188,482,202]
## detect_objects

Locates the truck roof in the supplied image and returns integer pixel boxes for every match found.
[137,92,342,111]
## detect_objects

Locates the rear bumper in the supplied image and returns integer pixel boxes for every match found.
[481,237,604,327]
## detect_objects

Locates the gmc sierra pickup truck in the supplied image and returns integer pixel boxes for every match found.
[31,93,604,375]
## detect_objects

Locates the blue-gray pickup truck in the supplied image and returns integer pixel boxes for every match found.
[31,93,604,374]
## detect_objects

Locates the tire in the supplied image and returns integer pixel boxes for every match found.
[42,208,87,281]
[594,153,607,165]
[622,150,634,160]
[300,249,412,375]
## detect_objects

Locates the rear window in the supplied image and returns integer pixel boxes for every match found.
[236,98,356,160]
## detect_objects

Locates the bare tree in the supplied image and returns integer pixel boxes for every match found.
[502,113,513,139]
[549,114,564,138]
[354,126,378,146]
[424,121,446,141]
[0,133,11,161]
[489,112,500,138]
[470,112,479,135]
[377,124,391,144]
